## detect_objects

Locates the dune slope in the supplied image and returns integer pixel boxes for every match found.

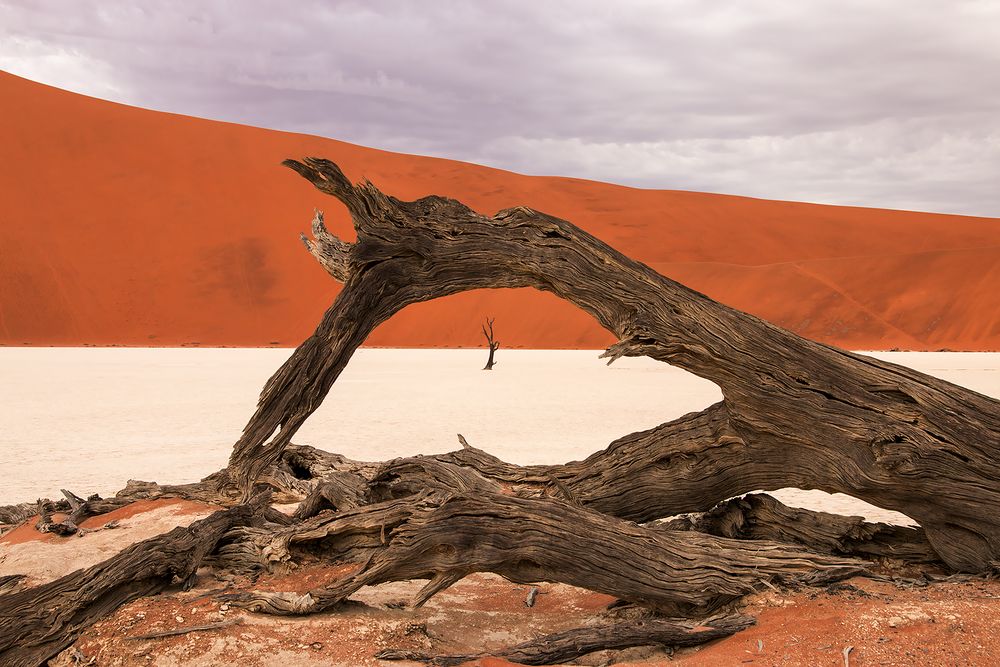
[1,71,998,350]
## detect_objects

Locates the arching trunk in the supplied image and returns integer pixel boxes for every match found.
[228,158,1000,572]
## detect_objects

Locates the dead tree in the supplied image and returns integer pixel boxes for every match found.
[223,491,864,617]
[482,317,499,370]
[4,157,1000,665]
[227,158,1000,572]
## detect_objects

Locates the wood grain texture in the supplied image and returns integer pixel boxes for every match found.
[225,158,1000,572]
[226,491,864,617]
[661,493,941,564]
[376,615,757,665]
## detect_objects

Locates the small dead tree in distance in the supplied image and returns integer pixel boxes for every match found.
[482,317,499,370]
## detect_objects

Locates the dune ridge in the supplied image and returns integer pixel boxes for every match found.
[1,70,998,350]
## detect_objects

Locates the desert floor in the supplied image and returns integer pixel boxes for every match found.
[3,498,1000,666]
[3,348,1000,665]
[5,348,998,519]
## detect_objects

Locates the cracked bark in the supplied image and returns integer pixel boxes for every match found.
[660,493,941,564]
[226,157,1000,572]
[224,491,864,618]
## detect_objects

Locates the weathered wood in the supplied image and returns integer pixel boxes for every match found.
[0,498,264,667]
[7,477,240,541]
[225,492,864,617]
[226,158,1000,571]
[34,499,74,536]
[368,451,505,502]
[376,614,756,665]
[344,445,944,564]
[318,443,944,568]
[482,317,499,370]
[5,156,992,661]
[282,443,380,481]
[36,493,136,537]
[114,473,240,505]
[661,493,941,564]
[292,471,367,520]
[126,619,243,641]
[226,494,431,577]
[0,574,26,595]
[0,501,37,530]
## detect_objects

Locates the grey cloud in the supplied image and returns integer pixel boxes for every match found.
[1,0,998,216]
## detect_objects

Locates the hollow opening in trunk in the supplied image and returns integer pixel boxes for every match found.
[765,488,917,525]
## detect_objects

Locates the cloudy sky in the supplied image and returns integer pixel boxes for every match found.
[2,1,999,216]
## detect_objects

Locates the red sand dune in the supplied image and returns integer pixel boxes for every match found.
[2,71,998,350]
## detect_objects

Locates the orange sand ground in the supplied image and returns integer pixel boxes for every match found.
[63,559,1000,667]
[2,71,999,350]
[0,498,207,547]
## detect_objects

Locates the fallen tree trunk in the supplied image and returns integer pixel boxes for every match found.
[225,492,864,617]
[0,502,39,530]
[0,574,26,596]
[0,497,266,667]
[0,444,946,663]
[353,447,944,566]
[226,158,1000,571]
[215,447,952,589]
[376,615,756,666]
[33,491,135,536]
